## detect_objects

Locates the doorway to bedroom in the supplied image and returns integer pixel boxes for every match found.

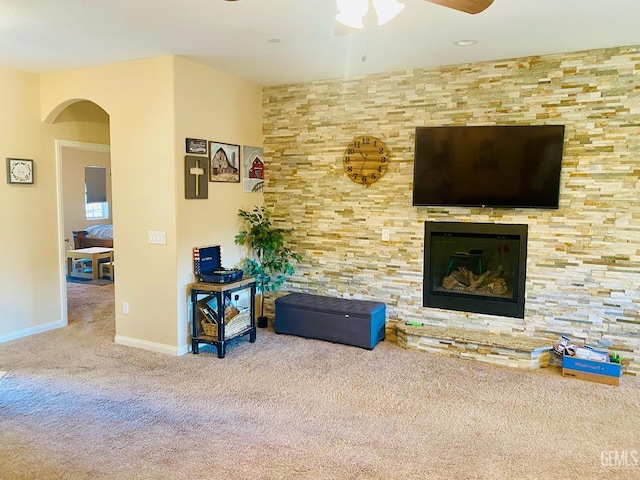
[60,142,112,281]
[59,140,114,328]
[54,100,113,327]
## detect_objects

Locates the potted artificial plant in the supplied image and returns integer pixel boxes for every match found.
[234,206,302,328]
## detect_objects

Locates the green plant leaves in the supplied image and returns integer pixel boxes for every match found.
[234,206,302,312]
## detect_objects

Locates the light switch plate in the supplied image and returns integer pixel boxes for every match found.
[148,231,166,244]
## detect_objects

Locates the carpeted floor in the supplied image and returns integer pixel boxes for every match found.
[0,282,639,479]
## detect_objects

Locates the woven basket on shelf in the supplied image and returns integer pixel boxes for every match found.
[201,309,251,338]
[201,320,218,337]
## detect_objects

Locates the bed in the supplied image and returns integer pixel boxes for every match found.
[72,224,113,249]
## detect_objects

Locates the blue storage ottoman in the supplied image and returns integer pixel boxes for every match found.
[274,293,386,349]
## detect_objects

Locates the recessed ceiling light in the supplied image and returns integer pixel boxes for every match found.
[454,39,477,47]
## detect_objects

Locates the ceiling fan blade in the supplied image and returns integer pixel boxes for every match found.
[425,0,494,14]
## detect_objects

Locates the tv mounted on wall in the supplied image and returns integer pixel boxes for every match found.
[413,125,565,208]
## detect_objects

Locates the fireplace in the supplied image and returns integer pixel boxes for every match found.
[423,222,528,318]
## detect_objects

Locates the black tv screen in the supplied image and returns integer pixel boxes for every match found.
[413,125,565,208]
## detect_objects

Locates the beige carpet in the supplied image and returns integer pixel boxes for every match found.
[1,282,639,480]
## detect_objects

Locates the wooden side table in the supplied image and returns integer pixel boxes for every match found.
[189,278,256,358]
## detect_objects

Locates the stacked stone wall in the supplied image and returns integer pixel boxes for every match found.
[262,45,640,373]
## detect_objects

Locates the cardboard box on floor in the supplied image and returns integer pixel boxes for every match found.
[562,352,622,386]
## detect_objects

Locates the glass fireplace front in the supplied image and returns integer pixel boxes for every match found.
[423,222,528,318]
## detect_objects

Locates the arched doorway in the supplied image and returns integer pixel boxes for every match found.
[48,100,112,327]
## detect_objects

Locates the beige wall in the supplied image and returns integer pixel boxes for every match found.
[173,57,263,346]
[0,67,110,341]
[40,57,181,352]
[263,45,640,373]
[1,57,262,352]
[0,66,61,339]
[34,56,263,354]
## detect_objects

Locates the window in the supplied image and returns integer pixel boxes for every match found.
[85,166,109,220]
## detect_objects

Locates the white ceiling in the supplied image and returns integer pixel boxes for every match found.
[1,0,639,86]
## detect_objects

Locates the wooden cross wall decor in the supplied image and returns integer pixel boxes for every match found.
[185,155,209,199]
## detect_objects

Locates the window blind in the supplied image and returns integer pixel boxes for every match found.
[85,166,107,203]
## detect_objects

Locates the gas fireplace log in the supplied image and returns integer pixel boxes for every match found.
[442,275,467,290]
[450,267,472,286]
[442,267,508,295]
[469,271,492,291]
[488,277,508,294]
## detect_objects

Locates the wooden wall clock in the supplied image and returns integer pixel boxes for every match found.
[342,135,389,186]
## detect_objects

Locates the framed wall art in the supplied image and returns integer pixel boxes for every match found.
[6,158,34,184]
[242,145,265,193]
[209,141,240,183]
[186,138,208,155]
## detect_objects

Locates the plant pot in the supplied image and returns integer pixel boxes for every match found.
[257,316,268,328]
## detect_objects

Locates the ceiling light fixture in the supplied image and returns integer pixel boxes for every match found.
[335,0,405,29]
[454,39,477,46]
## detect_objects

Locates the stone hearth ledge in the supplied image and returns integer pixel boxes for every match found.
[396,324,553,369]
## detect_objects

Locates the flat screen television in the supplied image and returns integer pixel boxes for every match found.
[413,125,565,208]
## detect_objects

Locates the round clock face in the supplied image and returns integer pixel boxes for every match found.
[343,135,389,186]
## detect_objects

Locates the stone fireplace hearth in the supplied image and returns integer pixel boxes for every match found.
[396,323,553,369]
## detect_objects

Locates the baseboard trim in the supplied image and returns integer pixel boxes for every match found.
[114,335,183,356]
[0,320,65,344]
[176,344,190,356]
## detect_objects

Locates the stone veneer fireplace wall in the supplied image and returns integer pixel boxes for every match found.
[262,45,640,374]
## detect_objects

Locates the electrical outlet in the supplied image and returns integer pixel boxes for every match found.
[382,228,390,241]
[123,302,129,315]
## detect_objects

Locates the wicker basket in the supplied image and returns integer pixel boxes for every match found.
[201,319,218,337]
[201,309,251,338]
